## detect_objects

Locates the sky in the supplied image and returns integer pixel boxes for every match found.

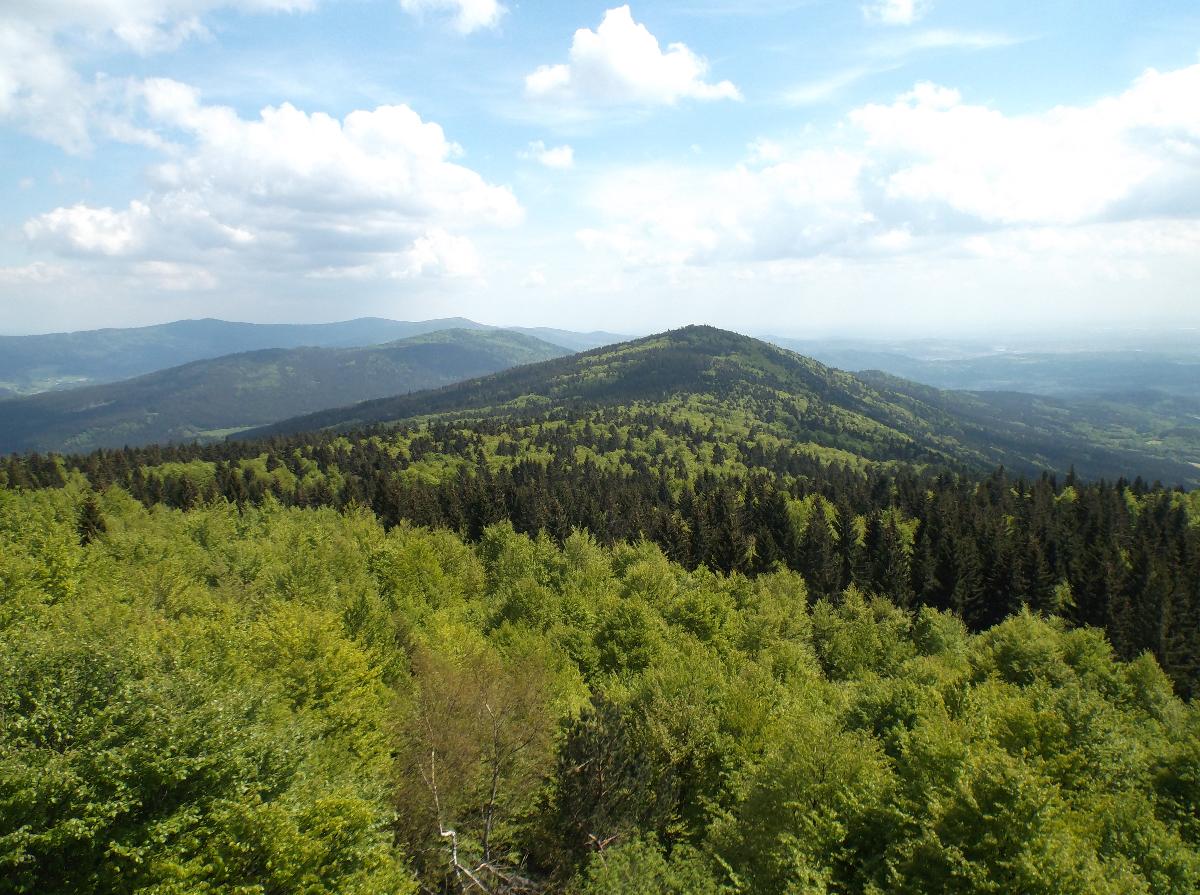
[1,0,1198,337]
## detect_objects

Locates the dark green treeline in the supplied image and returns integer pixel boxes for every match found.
[4,409,1199,697]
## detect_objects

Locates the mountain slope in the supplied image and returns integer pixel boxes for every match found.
[856,372,1200,481]
[0,317,487,393]
[0,329,569,454]
[0,317,626,395]
[242,325,1200,485]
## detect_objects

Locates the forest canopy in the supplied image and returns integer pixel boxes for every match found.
[2,479,1198,893]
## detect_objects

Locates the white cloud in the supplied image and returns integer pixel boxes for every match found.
[1,0,506,153]
[521,267,547,287]
[307,229,482,280]
[578,149,867,267]
[862,0,931,26]
[746,138,783,163]
[25,82,522,283]
[399,0,506,33]
[0,262,65,285]
[520,140,575,169]
[131,260,220,291]
[525,5,741,112]
[577,63,1200,268]
[25,202,152,256]
[0,0,321,152]
[139,80,520,225]
[852,66,1200,226]
[0,21,94,152]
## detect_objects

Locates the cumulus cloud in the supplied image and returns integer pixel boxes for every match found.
[0,21,95,152]
[25,202,153,256]
[0,0,322,152]
[852,66,1200,227]
[577,63,1200,268]
[862,0,931,26]
[306,229,482,280]
[525,5,740,112]
[25,82,522,283]
[520,140,575,169]
[399,0,506,33]
[577,149,867,267]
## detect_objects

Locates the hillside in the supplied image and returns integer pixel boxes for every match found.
[857,372,1200,481]
[244,325,1200,486]
[0,317,625,394]
[0,329,569,454]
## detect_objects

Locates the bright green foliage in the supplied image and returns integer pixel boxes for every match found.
[1,483,1198,893]
[569,837,725,895]
[0,491,410,895]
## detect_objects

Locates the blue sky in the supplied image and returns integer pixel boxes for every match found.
[1,0,1198,336]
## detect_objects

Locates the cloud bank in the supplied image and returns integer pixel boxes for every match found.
[27,81,522,283]
[578,63,1200,267]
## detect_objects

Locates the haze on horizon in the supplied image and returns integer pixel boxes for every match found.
[1,1,1198,338]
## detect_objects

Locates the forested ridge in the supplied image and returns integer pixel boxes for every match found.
[2,325,1199,893]
[0,329,569,455]
[241,326,1200,486]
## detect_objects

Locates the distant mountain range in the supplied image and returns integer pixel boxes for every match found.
[6,316,1194,403]
[242,325,1200,486]
[0,329,570,454]
[768,336,1200,398]
[0,317,627,396]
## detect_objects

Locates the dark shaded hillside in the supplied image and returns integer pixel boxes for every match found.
[244,325,1200,486]
[0,316,490,393]
[0,317,626,396]
[855,371,1200,487]
[0,329,568,454]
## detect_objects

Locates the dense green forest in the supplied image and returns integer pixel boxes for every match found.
[8,406,1199,696]
[855,372,1200,479]
[0,329,569,454]
[2,481,1199,893]
[3,325,1199,893]
[242,327,1200,486]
